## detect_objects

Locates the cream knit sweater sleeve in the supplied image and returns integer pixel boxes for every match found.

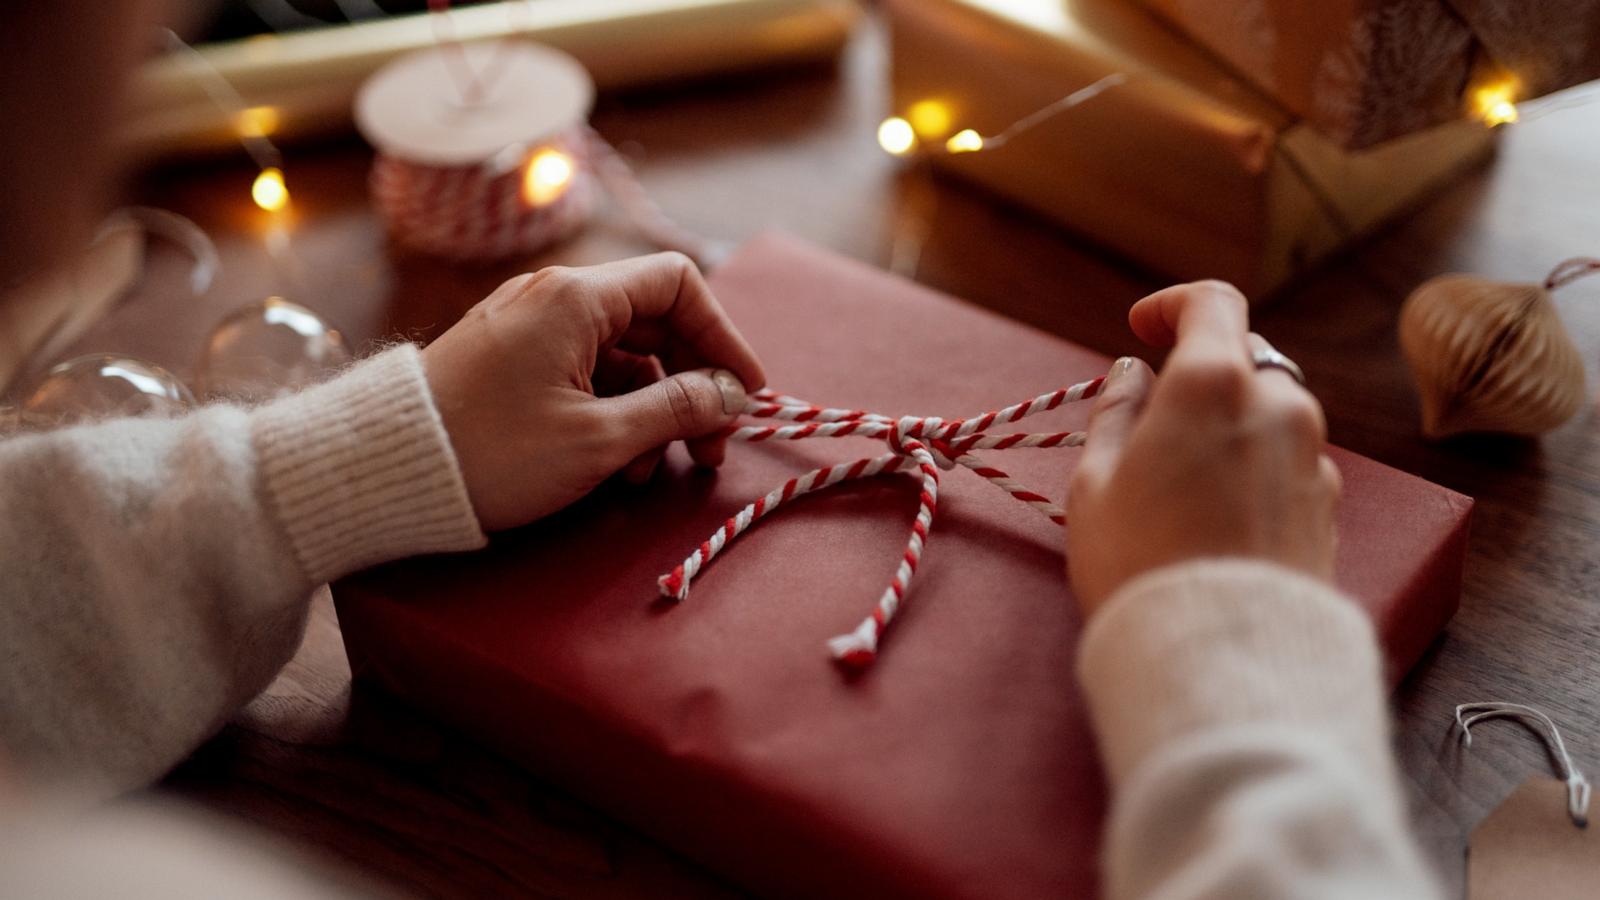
[1079,559,1442,899]
[0,345,485,794]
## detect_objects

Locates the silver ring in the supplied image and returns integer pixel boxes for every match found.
[1252,348,1306,387]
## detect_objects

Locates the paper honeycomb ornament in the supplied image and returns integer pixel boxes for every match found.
[1399,259,1597,439]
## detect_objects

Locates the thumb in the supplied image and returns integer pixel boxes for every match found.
[1077,357,1155,477]
[597,367,748,460]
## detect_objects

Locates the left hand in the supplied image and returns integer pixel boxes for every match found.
[422,252,767,532]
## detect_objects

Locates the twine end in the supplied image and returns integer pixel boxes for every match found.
[658,570,687,602]
[827,625,879,669]
[834,648,877,669]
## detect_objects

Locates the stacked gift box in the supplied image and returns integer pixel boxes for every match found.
[1134,0,1600,148]
[884,0,1598,296]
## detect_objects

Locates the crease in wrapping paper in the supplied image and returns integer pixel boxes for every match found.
[1133,0,1600,148]
[886,0,1498,294]
[334,233,1473,900]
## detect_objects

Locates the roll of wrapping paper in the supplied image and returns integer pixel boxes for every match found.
[121,0,861,161]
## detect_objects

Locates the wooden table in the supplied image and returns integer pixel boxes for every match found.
[89,16,1600,898]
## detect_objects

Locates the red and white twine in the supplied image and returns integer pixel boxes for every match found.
[657,375,1107,668]
[371,126,724,266]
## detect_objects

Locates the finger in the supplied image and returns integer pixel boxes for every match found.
[1129,281,1252,364]
[1319,453,1343,502]
[591,252,767,391]
[1076,356,1155,478]
[592,348,665,397]
[593,368,749,465]
[605,351,669,482]
[685,432,730,469]
[1135,282,1256,414]
[1316,453,1342,577]
[685,362,744,465]
[1245,333,1328,451]
[1244,332,1305,392]
[621,446,666,485]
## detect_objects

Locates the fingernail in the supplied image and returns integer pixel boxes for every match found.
[1105,357,1135,386]
[712,369,748,414]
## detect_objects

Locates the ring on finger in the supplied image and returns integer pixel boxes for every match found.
[1251,347,1307,387]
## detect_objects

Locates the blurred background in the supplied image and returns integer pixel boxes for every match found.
[2,2,1598,895]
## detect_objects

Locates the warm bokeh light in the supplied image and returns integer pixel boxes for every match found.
[522,148,575,206]
[251,167,289,212]
[235,105,281,139]
[1475,82,1519,126]
[945,128,984,153]
[906,99,952,139]
[877,117,917,156]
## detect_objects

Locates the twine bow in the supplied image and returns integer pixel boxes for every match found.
[656,375,1107,668]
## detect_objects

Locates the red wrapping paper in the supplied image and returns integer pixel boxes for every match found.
[335,234,1472,898]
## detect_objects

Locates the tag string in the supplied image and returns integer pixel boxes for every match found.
[656,375,1107,669]
[1543,257,1600,292]
[1456,701,1591,827]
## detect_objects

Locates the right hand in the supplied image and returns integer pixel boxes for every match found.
[1065,281,1340,615]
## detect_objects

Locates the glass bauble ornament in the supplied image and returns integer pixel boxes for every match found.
[196,297,350,401]
[22,355,194,425]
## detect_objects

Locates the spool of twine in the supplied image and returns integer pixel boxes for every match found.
[368,124,598,261]
[356,41,720,265]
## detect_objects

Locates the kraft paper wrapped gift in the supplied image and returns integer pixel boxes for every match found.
[884,0,1499,296]
[335,234,1473,899]
[1134,0,1600,148]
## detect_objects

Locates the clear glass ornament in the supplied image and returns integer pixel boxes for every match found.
[196,297,350,401]
[22,355,195,425]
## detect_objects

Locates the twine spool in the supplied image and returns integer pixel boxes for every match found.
[355,42,601,263]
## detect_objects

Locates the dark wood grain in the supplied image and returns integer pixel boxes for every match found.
[72,15,1600,898]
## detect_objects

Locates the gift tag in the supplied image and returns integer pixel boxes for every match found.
[1456,702,1595,900]
[1469,777,1598,899]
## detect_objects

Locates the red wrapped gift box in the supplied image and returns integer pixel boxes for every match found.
[336,234,1471,898]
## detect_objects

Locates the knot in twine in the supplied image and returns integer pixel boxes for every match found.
[656,375,1107,669]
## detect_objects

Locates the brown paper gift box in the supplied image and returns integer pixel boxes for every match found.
[884,0,1498,297]
[335,234,1472,899]
[1134,0,1600,149]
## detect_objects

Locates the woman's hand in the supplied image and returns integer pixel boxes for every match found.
[422,252,766,532]
[1066,280,1340,614]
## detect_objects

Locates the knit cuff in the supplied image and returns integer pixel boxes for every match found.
[1077,559,1391,790]
[252,344,486,585]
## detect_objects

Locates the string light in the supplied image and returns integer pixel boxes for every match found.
[906,99,952,139]
[522,147,576,206]
[945,128,983,154]
[1475,81,1520,126]
[878,73,1127,159]
[877,116,918,156]
[163,30,291,216]
[251,167,290,212]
